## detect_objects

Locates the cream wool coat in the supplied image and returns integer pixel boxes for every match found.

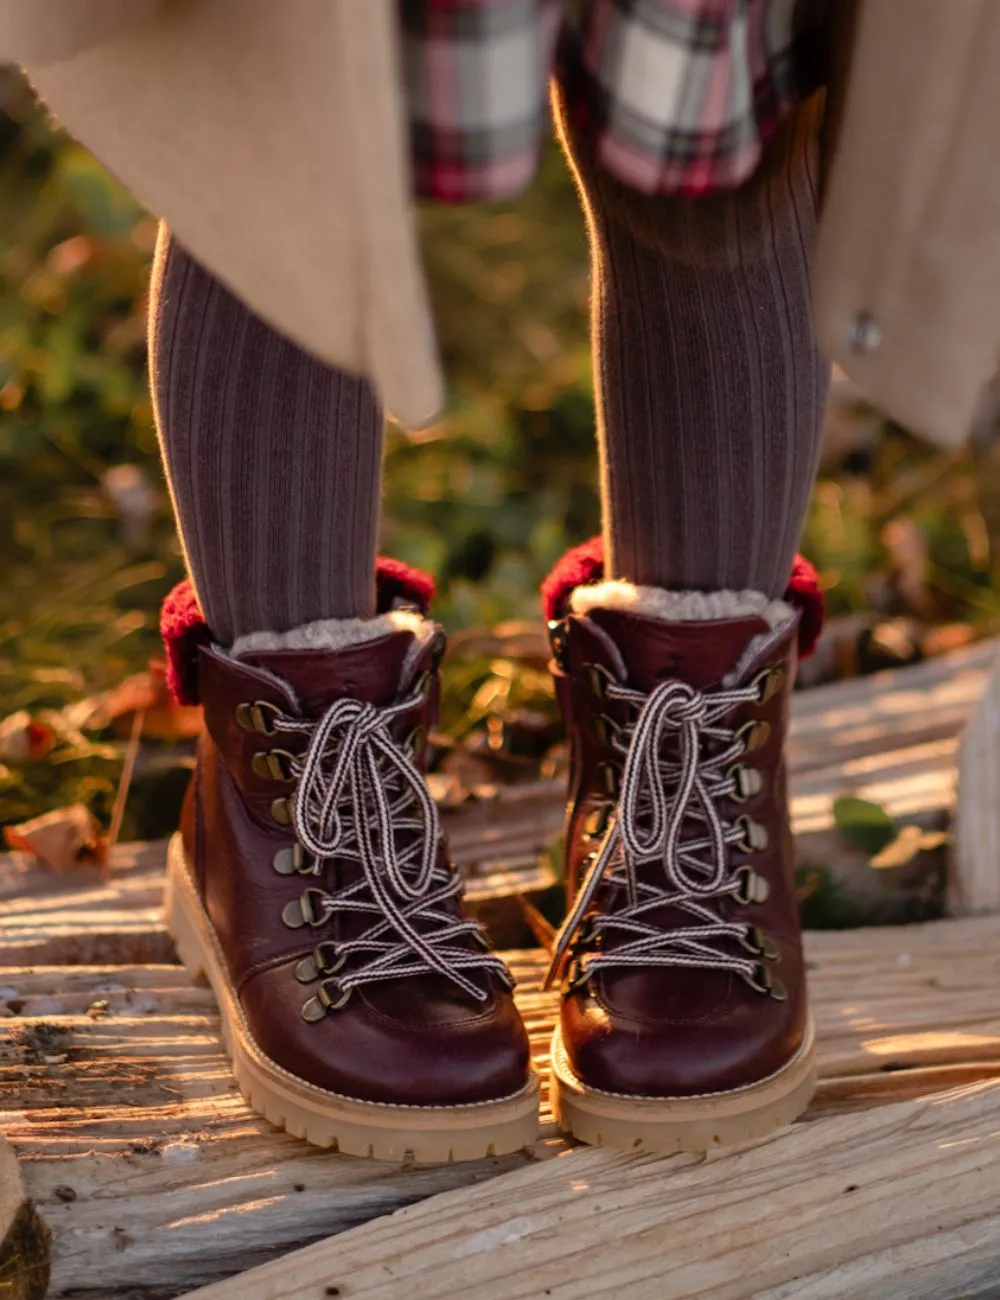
[4,0,1000,445]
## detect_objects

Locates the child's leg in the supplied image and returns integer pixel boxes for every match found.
[555,93,830,597]
[149,227,383,644]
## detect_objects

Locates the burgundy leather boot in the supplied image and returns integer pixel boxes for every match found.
[160,561,538,1162]
[540,540,823,1153]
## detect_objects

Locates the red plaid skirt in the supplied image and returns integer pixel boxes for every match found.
[399,0,829,202]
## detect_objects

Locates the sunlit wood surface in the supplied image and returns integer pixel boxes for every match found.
[2,644,999,1298]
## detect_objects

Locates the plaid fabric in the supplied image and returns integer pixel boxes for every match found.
[399,0,829,202]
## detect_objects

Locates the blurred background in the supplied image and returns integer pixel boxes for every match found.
[3,68,1000,849]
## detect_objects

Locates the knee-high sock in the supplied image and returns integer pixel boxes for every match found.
[556,92,831,599]
[149,227,384,643]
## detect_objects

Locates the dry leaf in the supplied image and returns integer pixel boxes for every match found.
[64,663,203,742]
[0,710,55,762]
[4,804,107,871]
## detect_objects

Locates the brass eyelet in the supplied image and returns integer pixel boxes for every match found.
[547,619,569,670]
[573,913,600,952]
[273,843,309,876]
[406,724,428,762]
[742,962,775,996]
[295,941,346,985]
[271,796,294,826]
[736,719,772,755]
[752,667,785,704]
[733,865,771,906]
[591,713,620,746]
[598,761,621,798]
[583,801,612,841]
[429,629,448,670]
[739,926,781,962]
[736,815,770,853]
[281,888,327,930]
[318,977,352,1011]
[729,764,763,804]
[560,957,588,999]
[582,662,617,699]
[251,749,296,783]
[235,700,282,736]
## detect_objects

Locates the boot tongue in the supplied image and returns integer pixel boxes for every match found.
[585,607,771,693]
[239,630,414,714]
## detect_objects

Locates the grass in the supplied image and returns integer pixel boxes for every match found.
[3,69,1000,842]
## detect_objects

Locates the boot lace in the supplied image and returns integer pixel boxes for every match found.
[545,671,781,997]
[268,681,511,1011]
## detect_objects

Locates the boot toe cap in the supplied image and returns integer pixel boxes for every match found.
[242,961,532,1107]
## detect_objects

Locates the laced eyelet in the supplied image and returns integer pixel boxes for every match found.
[296,941,346,983]
[728,764,763,803]
[590,713,620,746]
[301,977,352,1021]
[281,888,328,930]
[572,913,600,952]
[235,700,283,736]
[742,962,774,997]
[271,796,294,825]
[733,865,771,906]
[405,724,428,762]
[547,619,569,670]
[583,801,612,841]
[736,815,769,853]
[752,667,785,704]
[598,761,621,798]
[582,662,617,699]
[741,963,787,1001]
[429,629,448,670]
[739,926,780,961]
[251,749,296,783]
[736,719,772,755]
[273,843,310,876]
[560,957,588,998]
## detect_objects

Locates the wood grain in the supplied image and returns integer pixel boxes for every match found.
[5,918,1000,1297]
[179,1079,1000,1300]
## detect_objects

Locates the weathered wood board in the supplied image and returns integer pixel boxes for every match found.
[180,1078,1000,1300]
[1,642,997,1298]
[4,917,1000,1297]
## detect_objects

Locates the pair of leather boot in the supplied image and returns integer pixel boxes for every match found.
[161,544,822,1161]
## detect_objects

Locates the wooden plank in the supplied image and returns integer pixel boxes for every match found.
[0,842,175,966]
[179,1078,1000,1300]
[6,917,1000,1297]
[0,1131,50,1300]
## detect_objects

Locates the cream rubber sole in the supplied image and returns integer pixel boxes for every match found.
[164,834,540,1163]
[550,1017,817,1154]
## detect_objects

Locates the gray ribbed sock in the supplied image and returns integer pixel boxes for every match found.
[557,94,831,599]
[149,227,383,644]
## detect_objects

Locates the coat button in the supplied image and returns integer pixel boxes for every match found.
[848,311,881,357]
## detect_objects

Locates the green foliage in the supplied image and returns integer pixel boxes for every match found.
[3,67,1000,841]
[832,796,896,857]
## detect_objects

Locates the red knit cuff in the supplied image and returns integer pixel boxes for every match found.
[541,537,824,659]
[160,557,437,705]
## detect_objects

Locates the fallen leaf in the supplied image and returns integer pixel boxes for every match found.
[870,826,950,871]
[0,710,55,761]
[4,804,108,871]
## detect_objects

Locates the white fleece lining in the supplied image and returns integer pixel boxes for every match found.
[569,580,794,630]
[569,580,796,687]
[230,610,436,679]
